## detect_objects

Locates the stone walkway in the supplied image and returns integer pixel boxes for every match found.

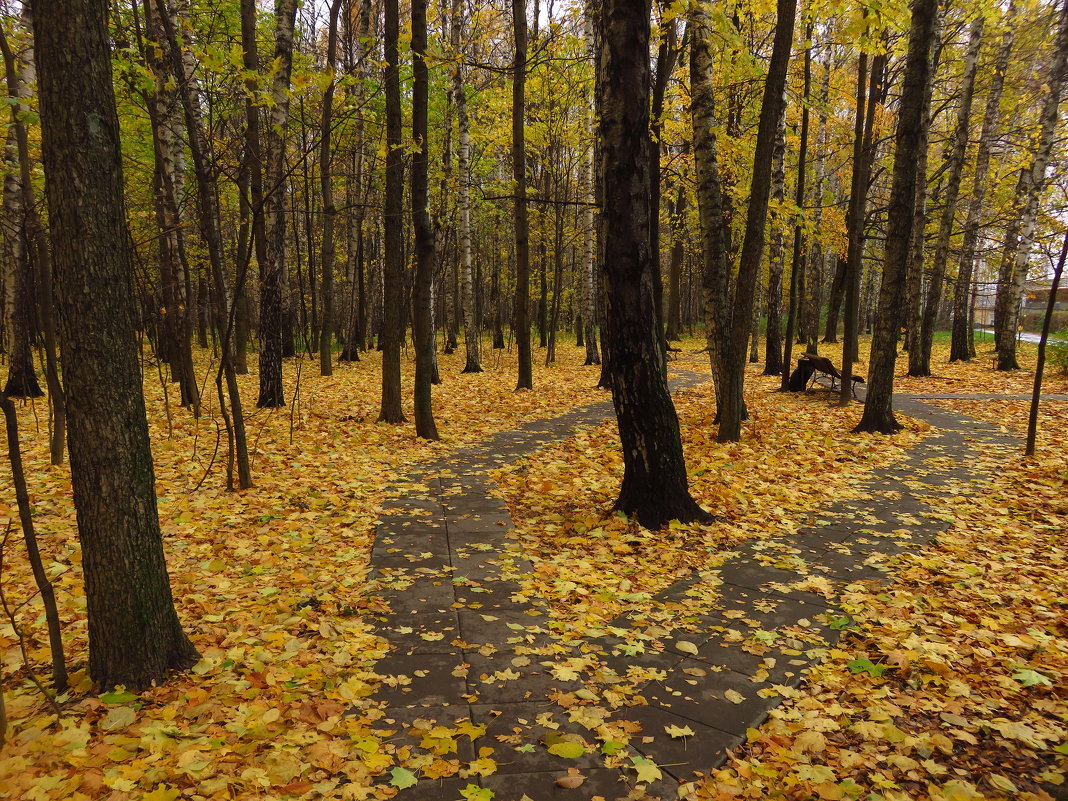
[361,372,1021,801]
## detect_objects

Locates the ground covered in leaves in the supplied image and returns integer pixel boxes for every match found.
[1,335,1065,800]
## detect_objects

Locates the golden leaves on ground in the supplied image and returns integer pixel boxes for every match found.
[696,416,1068,800]
[492,356,927,633]
[0,344,607,800]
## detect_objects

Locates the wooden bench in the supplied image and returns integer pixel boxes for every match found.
[789,355,865,398]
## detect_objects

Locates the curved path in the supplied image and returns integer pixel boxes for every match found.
[360,369,1032,800]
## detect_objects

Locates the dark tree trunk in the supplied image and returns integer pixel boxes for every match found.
[598,0,708,528]
[951,12,1016,363]
[856,0,938,433]
[665,185,685,342]
[781,26,811,390]
[257,0,298,408]
[513,0,532,389]
[822,253,846,343]
[318,0,343,376]
[840,52,884,406]
[718,0,796,440]
[1,142,42,399]
[379,0,405,422]
[411,0,439,439]
[33,0,199,690]
[913,16,981,376]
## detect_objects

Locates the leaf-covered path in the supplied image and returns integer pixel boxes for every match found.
[361,375,1024,801]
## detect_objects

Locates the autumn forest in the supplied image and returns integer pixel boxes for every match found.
[0,0,1066,799]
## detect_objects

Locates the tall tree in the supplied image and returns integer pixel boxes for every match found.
[258,0,299,408]
[411,0,439,439]
[33,0,199,689]
[781,24,812,388]
[717,0,797,441]
[318,0,343,376]
[992,0,1068,370]
[379,0,405,423]
[912,16,983,376]
[598,0,708,528]
[949,9,1016,362]
[763,84,788,376]
[513,0,533,390]
[452,0,481,373]
[690,1,730,419]
[856,0,939,433]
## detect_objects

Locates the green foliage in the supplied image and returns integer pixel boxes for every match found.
[1048,327,1068,375]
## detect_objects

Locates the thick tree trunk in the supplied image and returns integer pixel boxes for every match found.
[951,10,1016,362]
[993,1,1068,370]
[718,0,796,440]
[411,0,439,439]
[806,55,831,354]
[258,0,298,407]
[34,0,199,690]
[599,0,707,528]
[913,16,982,376]
[513,0,533,390]
[856,0,938,433]
[379,0,405,422]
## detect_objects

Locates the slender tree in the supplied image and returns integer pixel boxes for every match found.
[781,25,812,389]
[912,16,983,376]
[992,0,1068,370]
[33,0,199,690]
[258,0,299,408]
[318,0,343,376]
[379,0,405,423]
[717,0,797,441]
[411,0,439,439]
[856,0,939,433]
[950,9,1016,362]
[514,0,533,390]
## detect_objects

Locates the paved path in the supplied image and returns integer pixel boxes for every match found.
[360,373,1018,801]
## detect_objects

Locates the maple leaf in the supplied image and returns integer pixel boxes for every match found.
[630,756,663,783]
[389,767,418,789]
[665,724,696,738]
[1012,668,1053,687]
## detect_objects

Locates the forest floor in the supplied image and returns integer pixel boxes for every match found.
[0,335,1065,801]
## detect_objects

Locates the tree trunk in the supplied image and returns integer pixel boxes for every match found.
[665,184,685,342]
[690,3,730,420]
[993,1,1068,370]
[913,16,981,376]
[452,0,481,374]
[411,0,439,439]
[856,0,938,433]
[950,9,1016,362]
[718,0,796,440]
[840,52,885,406]
[156,0,251,490]
[513,0,533,389]
[258,0,298,407]
[598,0,708,528]
[781,26,811,389]
[763,84,788,376]
[34,0,199,690]
[378,0,405,422]
[1,132,41,399]
[318,0,342,376]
